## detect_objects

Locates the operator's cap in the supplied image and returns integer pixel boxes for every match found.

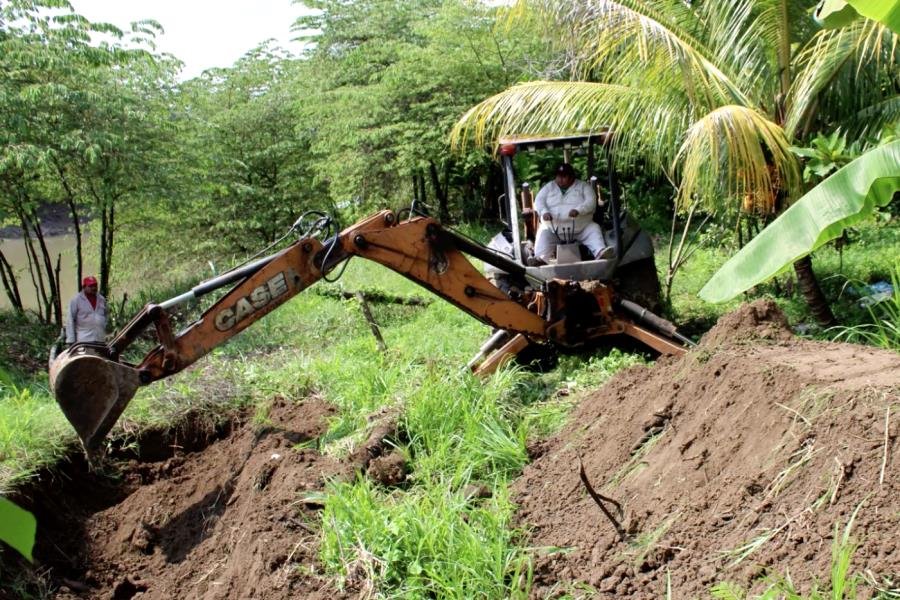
[82,276,98,287]
[555,163,576,178]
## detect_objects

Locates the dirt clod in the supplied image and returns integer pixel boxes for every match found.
[699,298,793,348]
[366,451,408,487]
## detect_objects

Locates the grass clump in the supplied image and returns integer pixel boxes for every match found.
[320,478,531,599]
[830,264,900,351]
[0,368,73,492]
[319,366,536,596]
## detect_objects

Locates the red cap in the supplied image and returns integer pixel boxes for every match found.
[82,276,98,287]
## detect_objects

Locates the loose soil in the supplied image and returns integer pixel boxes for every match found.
[7,397,387,599]
[515,300,900,598]
[5,300,899,599]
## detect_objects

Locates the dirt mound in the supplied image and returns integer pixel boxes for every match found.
[13,397,361,599]
[698,298,793,348]
[515,304,900,598]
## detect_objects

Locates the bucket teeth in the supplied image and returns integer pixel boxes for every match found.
[49,346,141,450]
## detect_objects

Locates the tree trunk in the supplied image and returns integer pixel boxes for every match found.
[29,210,62,327]
[99,196,116,299]
[428,160,449,223]
[416,172,427,210]
[69,196,84,287]
[485,164,504,220]
[442,161,451,221]
[100,200,109,298]
[0,249,23,312]
[53,253,62,326]
[18,210,50,321]
[55,157,83,286]
[793,255,835,326]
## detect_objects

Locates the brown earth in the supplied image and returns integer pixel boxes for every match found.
[6,300,900,599]
[515,300,900,598]
[9,396,405,600]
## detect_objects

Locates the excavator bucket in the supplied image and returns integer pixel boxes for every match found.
[49,345,142,450]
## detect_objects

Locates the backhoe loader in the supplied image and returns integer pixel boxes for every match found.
[49,132,693,451]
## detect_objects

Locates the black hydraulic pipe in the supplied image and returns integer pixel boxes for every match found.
[618,299,696,347]
[192,254,276,297]
[159,252,279,310]
[439,228,528,277]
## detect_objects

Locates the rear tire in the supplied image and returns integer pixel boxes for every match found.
[615,257,662,314]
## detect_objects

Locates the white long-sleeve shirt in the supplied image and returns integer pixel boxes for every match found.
[65,291,107,343]
[533,179,597,232]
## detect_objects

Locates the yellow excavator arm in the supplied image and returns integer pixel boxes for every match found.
[50,210,689,451]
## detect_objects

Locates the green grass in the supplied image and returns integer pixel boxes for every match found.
[320,477,532,599]
[830,264,900,351]
[0,368,72,493]
[662,218,900,334]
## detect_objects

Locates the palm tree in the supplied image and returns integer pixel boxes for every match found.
[452,0,898,325]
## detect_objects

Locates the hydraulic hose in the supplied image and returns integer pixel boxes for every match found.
[617,299,695,347]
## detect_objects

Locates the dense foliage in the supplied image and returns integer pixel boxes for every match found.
[1,0,896,322]
[0,0,567,312]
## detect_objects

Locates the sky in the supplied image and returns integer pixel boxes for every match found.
[69,0,313,79]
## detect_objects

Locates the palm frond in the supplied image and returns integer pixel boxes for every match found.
[697,0,771,92]
[846,95,900,138]
[750,0,821,48]
[786,21,898,137]
[675,105,800,211]
[450,80,689,171]
[514,0,754,110]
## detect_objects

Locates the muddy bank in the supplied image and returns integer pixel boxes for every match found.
[514,300,900,598]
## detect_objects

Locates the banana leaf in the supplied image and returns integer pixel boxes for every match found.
[700,140,900,303]
[848,0,900,32]
[817,0,900,33]
[0,497,36,561]
[817,0,862,28]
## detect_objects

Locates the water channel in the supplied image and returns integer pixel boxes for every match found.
[0,234,95,313]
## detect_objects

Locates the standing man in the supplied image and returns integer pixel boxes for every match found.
[533,163,613,263]
[65,275,107,344]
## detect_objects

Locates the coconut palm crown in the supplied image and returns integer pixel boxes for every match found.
[452,0,898,216]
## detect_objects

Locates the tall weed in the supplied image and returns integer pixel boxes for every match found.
[0,369,72,492]
[320,477,531,599]
[831,265,900,351]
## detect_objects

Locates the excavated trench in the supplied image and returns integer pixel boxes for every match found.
[4,300,900,599]
[7,398,405,599]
